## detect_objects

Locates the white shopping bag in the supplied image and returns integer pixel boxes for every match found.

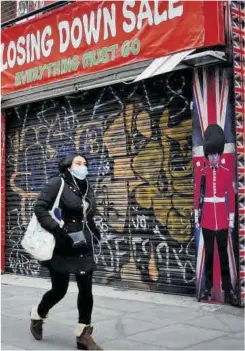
[21,178,65,261]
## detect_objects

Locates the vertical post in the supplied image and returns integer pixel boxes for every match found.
[1,113,6,272]
[230,1,245,307]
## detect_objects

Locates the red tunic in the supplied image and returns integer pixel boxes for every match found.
[194,163,235,230]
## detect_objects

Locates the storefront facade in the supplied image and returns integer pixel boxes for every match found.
[1,1,244,306]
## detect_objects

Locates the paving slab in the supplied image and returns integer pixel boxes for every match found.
[184,312,244,333]
[1,344,23,350]
[102,338,161,350]
[125,304,209,327]
[127,323,227,349]
[188,335,245,350]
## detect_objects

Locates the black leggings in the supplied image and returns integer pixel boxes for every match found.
[38,268,93,325]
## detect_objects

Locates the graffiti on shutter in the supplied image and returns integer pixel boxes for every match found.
[5,71,194,293]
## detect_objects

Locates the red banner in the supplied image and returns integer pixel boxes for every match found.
[1,0,224,96]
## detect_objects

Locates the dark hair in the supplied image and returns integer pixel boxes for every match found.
[203,124,226,159]
[58,153,88,173]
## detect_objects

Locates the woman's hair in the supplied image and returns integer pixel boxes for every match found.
[203,124,226,159]
[58,153,88,173]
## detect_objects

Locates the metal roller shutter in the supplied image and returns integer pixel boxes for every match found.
[5,69,195,295]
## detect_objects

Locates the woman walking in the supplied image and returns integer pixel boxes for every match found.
[30,153,102,350]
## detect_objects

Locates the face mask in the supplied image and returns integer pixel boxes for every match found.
[70,165,88,180]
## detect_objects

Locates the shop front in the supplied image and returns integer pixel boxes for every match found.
[1,0,243,305]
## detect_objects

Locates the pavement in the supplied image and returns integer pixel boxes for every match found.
[1,274,244,350]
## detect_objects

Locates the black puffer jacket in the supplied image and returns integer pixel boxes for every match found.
[34,170,100,274]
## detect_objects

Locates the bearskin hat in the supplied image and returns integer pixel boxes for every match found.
[203,124,226,159]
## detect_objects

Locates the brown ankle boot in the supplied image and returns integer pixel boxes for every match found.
[30,306,44,340]
[75,323,102,350]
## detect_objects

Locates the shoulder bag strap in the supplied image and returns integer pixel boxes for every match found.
[82,179,89,230]
[51,178,65,212]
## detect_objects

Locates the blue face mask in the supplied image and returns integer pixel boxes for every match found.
[70,165,88,180]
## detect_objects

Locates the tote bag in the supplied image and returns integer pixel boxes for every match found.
[21,178,65,261]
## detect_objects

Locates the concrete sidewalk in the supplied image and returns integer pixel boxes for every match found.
[1,274,244,350]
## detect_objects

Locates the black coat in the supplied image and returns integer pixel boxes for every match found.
[34,171,100,274]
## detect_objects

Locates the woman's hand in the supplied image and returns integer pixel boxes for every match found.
[53,227,73,247]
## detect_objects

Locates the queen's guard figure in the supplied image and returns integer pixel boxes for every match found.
[194,124,238,305]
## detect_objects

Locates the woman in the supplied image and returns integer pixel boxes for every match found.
[30,153,102,350]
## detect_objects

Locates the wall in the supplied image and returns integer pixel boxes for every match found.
[1,1,16,22]
[4,71,195,294]
[1,0,57,23]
